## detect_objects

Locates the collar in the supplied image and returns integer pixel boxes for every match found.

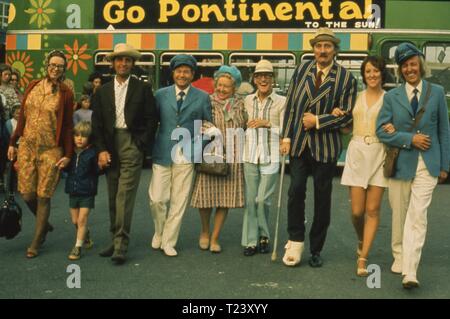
[114,75,130,87]
[405,80,423,96]
[316,62,333,78]
[253,90,276,103]
[175,85,190,97]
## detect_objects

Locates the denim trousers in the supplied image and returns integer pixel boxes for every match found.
[241,163,278,247]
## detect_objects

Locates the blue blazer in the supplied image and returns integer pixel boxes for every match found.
[282,60,357,163]
[152,85,212,165]
[376,80,450,180]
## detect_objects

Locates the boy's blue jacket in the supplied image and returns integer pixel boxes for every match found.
[64,146,99,196]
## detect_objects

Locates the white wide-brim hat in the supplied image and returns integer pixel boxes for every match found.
[106,43,142,61]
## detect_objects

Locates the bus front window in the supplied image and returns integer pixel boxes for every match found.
[424,43,450,98]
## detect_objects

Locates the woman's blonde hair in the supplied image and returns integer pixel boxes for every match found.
[73,121,92,138]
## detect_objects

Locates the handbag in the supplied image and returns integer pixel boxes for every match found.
[383,146,400,177]
[0,162,22,239]
[382,82,432,178]
[195,151,230,177]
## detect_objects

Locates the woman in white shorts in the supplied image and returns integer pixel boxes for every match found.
[333,56,387,276]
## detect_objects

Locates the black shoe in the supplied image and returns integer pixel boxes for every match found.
[99,244,114,257]
[243,246,257,256]
[111,250,126,265]
[308,254,323,268]
[259,236,270,254]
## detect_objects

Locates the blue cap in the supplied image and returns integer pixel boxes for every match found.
[214,65,242,88]
[395,43,424,65]
[170,54,197,71]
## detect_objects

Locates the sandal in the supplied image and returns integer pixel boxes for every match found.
[26,248,38,259]
[282,240,304,267]
[357,257,369,277]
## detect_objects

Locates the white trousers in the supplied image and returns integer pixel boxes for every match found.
[149,163,194,249]
[388,155,437,277]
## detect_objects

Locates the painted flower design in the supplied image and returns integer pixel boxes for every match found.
[25,0,55,28]
[64,39,92,76]
[6,51,34,88]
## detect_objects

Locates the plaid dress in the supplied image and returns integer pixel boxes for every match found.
[191,94,247,208]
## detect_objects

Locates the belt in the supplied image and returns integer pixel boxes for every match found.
[352,135,380,145]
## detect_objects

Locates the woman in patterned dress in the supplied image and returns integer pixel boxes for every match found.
[191,65,248,253]
[8,50,74,258]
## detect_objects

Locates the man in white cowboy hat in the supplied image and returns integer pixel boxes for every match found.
[280,28,357,267]
[91,43,158,264]
[241,59,286,256]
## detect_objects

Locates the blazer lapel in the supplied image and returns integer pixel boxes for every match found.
[168,85,178,113]
[124,77,137,106]
[106,82,115,113]
[417,80,427,113]
[305,65,316,102]
[309,63,335,107]
[180,87,195,112]
[395,84,414,117]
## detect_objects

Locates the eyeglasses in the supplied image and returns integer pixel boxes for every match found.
[254,73,273,79]
[48,63,65,70]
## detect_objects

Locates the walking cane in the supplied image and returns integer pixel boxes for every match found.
[271,155,286,261]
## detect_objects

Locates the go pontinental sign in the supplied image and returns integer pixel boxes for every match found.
[95,0,385,30]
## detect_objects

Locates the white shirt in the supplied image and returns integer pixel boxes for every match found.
[114,76,130,129]
[175,85,190,103]
[243,91,286,174]
[405,80,423,103]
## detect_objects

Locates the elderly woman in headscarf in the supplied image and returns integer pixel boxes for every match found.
[8,50,74,258]
[191,65,248,253]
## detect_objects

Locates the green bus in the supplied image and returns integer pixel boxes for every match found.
[4,0,450,164]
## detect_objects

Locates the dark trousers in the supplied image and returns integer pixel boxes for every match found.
[106,129,143,253]
[287,147,336,255]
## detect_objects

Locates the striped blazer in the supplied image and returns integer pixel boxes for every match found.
[282,60,357,163]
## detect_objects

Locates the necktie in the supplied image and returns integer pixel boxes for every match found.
[177,91,185,111]
[315,70,323,93]
[411,88,419,115]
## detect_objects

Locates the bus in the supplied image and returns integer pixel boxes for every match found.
[4,0,450,164]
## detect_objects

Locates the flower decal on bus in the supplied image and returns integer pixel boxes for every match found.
[6,51,34,89]
[64,39,92,76]
[25,0,56,28]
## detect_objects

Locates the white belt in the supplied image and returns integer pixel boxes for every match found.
[352,135,380,145]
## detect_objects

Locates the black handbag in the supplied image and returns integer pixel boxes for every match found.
[195,152,230,177]
[0,162,22,239]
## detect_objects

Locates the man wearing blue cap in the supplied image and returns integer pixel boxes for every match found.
[376,42,450,288]
[149,54,212,257]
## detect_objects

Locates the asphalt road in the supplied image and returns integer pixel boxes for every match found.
[1,168,449,299]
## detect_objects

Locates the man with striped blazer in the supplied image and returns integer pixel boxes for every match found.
[280,28,357,267]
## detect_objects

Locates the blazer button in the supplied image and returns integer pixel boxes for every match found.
[403,145,407,148]
[417,130,420,133]
[176,125,180,128]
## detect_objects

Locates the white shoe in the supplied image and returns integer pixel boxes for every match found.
[391,260,402,274]
[402,275,419,289]
[282,240,304,267]
[151,234,162,250]
[163,246,178,257]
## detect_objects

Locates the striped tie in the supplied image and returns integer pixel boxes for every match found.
[177,91,185,111]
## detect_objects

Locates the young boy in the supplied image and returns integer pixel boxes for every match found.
[65,121,98,260]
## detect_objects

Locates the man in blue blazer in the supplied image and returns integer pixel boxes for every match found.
[280,28,357,267]
[149,54,212,257]
[376,43,450,288]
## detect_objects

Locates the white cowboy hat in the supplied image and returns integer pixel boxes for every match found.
[106,43,142,61]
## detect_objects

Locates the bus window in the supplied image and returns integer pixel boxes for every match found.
[94,51,156,86]
[301,53,367,92]
[424,43,450,97]
[229,53,296,96]
[160,52,224,90]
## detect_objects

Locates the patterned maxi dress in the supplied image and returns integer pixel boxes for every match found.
[16,81,63,197]
[191,93,248,208]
